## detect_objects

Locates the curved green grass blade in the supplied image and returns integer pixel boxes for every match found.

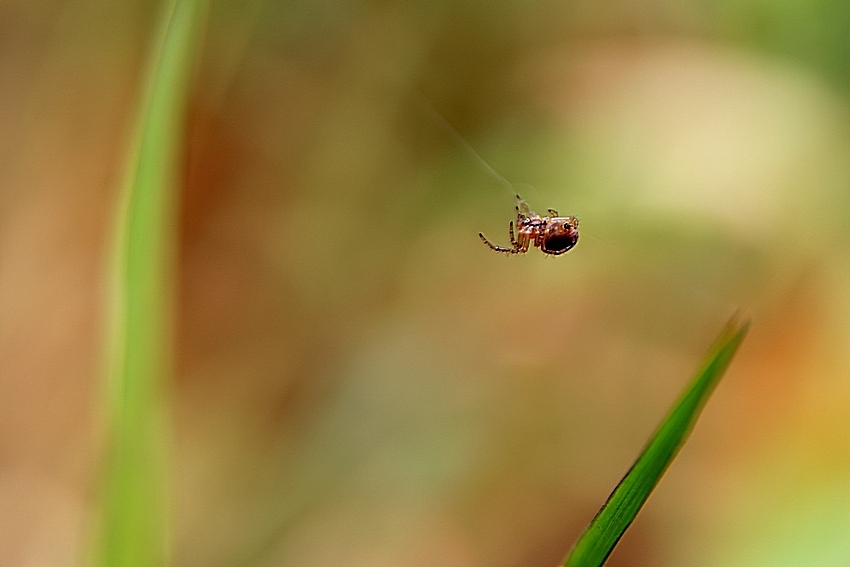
[563,317,750,567]
[94,1,207,566]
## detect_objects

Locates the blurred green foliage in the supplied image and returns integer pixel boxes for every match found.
[95,1,207,566]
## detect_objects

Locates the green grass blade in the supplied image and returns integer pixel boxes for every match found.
[563,317,750,567]
[95,1,206,566]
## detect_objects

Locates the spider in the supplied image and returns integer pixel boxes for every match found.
[479,195,579,256]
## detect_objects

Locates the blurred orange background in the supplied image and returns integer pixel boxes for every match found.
[2,0,850,565]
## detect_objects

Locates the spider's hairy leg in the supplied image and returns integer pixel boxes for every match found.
[515,194,535,218]
[515,195,525,218]
[515,229,532,253]
[509,221,518,247]
[479,232,519,254]
[548,208,559,217]
[534,227,545,250]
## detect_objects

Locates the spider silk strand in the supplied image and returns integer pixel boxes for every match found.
[416,93,517,197]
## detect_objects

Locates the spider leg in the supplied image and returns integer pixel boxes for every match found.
[515,194,534,217]
[509,221,518,246]
[537,229,546,250]
[516,230,532,253]
[548,208,559,217]
[479,232,520,254]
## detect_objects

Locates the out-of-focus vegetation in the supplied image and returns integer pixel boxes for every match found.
[1,0,850,566]
[95,1,207,566]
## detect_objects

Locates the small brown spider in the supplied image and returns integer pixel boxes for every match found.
[479,195,579,256]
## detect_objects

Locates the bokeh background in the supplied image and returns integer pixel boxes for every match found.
[3,0,850,565]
